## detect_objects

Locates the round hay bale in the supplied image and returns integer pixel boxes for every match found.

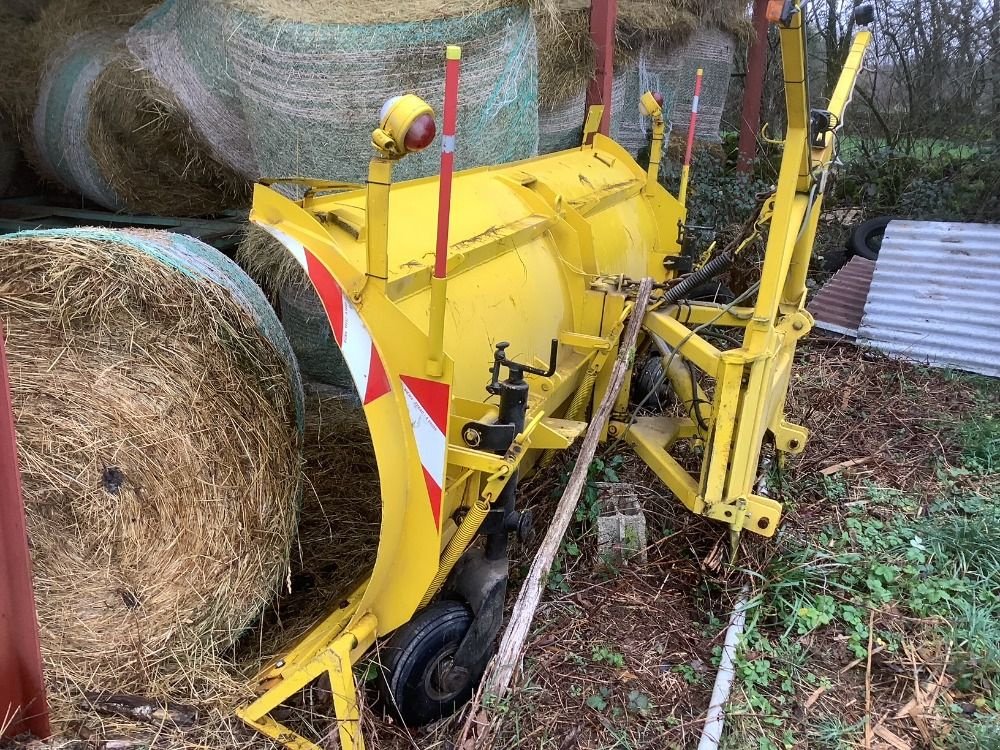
[223,0,539,182]
[609,27,736,153]
[0,119,20,196]
[535,4,590,153]
[21,0,153,127]
[126,0,259,178]
[87,47,251,215]
[661,27,737,142]
[236,225,354,387]
[0,227,303,693]
[293,383,379,609]
[616,0,697,48]
[30,31,124,208]
[538,88,586,153]
[536,5,592,108]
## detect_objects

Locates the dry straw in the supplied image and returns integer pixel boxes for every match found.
[0,228,302,727]
[87,47,251,216]
[227,0,526,23]
[236,224,354,386]
[236,222,307,296]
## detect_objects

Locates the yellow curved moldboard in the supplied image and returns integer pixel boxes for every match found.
[293,135,683,402]
[252,186,451,636]
[249,135,683,636]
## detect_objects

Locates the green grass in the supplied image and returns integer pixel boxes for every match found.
[722,380,1000,749]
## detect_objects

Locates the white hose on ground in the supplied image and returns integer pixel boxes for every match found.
[698,458,769,750]
[697,589,750,750]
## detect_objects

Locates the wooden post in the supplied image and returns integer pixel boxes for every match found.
[737,0,770,172]
[459,279,653,746]
[0,322,50,740]
[585,0,618,136]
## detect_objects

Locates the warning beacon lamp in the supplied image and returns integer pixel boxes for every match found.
[371,94,436,159]
[639,91,665,118]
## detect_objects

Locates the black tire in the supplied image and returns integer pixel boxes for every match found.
[378,601,478,726]
[846,216,892,261]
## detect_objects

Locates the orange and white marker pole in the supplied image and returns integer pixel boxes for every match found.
[678,67,704,209]
[428,44,462,376]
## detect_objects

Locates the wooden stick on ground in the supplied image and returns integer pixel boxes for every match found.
[82,692,198,727]
[459,277,653,745]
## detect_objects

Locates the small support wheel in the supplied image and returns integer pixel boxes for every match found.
[377,600,480,726]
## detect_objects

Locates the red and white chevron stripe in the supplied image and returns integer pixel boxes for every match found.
[260,223,451,530]
[399,375,450,529]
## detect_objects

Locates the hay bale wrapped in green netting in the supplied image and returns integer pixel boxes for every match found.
[661,27,738,142]
[222,0,539,183]
[19,0,153,189]
[126,0,259,178]
[609,27,738,154]
[237,224,353,387]
[87,46,251,215]
[0,227,304,695]
[31,31,125,209]
[608,1,746,152]
[535,4,591,153]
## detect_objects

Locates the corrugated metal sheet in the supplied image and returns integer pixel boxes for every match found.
[857,220,1000,377]
[808,255,875,337]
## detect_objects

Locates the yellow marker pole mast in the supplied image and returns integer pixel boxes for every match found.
[677,67,704,209]
[427,45,462,376]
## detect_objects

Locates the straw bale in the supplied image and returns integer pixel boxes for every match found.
[22,0,154,203]
[224,0,525,24]
[0,228,302,699]
[126,0,259,178]
[224,2,539,183]
[23,0,152,106]
[30,31,124,207]
[536,7,592,107]
[236,222,306,296]
[289,383,380,614]
[87,48,251,216]
[236,224,354,387]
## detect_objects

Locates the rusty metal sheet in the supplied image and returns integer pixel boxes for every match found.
[807,255,875,337]
[858,220,1000,378]
[0,322,50,740]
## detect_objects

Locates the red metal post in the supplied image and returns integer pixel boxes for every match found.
[737,0,770,172]
[0,322,49,740]
[585,0,617,136]
[434,45,461,279]
[683,69,704,166]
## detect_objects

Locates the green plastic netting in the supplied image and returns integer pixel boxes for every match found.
[225,4,539,182]
[127,0,258,178]
[31,31,123,209]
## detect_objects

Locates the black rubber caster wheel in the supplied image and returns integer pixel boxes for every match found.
[377,600,480,726]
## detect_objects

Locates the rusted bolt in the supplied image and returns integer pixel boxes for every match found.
[757,517,770,530]
[608,424,618,436]
[788,439,800,450]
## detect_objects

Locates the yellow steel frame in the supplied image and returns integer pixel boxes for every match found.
[237,6,871,749]
[617,6,871,543]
